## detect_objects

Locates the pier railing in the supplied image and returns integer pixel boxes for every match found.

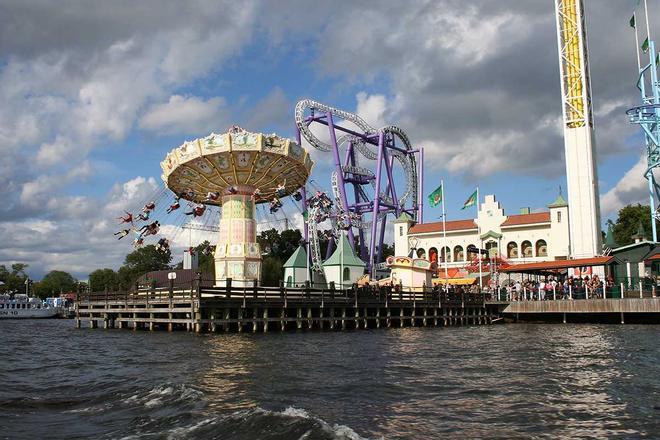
[77,283,487,307]
[491,277,660,302]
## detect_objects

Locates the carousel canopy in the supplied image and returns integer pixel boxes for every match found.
[161,126,314,205]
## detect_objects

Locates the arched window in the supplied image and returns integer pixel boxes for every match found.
[343,267,350,281]
[507,241,518,258]
[467,245,478,261]
[286,275,293,287]
[440,246,451,262]
[536,239,547,257]
[416,248,426,259]
[521,240,533,258]
[453,245,464,261]
[428,247,438,263]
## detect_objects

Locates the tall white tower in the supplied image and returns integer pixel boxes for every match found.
[554,0,602,258]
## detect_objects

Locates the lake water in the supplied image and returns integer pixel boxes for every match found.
[1,320,659,439]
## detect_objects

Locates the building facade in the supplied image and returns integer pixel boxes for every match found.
[394,194,570,269]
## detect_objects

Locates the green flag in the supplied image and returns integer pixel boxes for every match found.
[428,184,443,207]
[461,189,477,210]
[302,210,308,221]
[642,37,649,53]
[630,14,635,28]
[656,52,659,67]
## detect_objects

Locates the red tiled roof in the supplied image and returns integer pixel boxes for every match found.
[409,219,478,234]
[501,256,614,273]
[501,212,551,227]
[645,254,660,262]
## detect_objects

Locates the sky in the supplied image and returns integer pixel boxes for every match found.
[0,0,656,280]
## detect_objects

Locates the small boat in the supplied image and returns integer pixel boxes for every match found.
[0,294,59,319]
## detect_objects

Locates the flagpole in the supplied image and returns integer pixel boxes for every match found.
[644,0,651,42]
[477,186,482,290]
[441,179,448,286]
[634,12,642,71]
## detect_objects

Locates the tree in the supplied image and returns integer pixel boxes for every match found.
[261,256,283,287]
[258,228,302,261]
[612,204,659,246]
[89,268,119,292]
[117,245,172,289]
[0,263,29,294]
[33,270,77,298]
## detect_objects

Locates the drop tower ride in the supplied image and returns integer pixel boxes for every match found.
[554,0,603,258]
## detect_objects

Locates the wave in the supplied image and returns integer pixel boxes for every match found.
[121,383,204,409]
[119,406,370,440]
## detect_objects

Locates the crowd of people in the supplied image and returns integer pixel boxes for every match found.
[498,274,609,301]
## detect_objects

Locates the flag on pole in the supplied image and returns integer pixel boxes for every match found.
[461,189,478,210]
[630,14,636,28]
[642,37,649,53]
[302,210,308,220]
[428,184,443,207]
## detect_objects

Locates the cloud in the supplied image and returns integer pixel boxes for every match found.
[1,175,163,279]
[601,155,648,217]
[139,95,230,135]
[306,1,638,179]
[246,87,291,131]
[355,92,388,128]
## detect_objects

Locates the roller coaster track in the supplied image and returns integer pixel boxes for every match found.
[296,100,419,273]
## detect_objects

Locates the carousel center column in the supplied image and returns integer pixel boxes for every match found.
[214,184,261,287]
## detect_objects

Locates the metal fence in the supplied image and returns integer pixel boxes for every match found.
[489,277,660,302]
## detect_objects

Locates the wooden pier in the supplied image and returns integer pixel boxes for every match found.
[75,283,500,332]
[503,297,660,324]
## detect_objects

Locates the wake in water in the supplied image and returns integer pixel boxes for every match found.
[65,382,369,440]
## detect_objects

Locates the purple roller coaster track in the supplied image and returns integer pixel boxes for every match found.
[295,99,423,277]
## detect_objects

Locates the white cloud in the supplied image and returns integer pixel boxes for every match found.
[356,92,388,128]
[139,95,229,135]
[600,155,648,217]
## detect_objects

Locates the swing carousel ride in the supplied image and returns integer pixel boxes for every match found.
[114,99,422,288]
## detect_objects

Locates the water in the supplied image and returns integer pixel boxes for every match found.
[1,321,660,439]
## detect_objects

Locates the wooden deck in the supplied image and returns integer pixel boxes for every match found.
[503,298,660,323]
[75,284,500,332]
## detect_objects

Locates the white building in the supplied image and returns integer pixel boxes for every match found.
[394,194,570,268]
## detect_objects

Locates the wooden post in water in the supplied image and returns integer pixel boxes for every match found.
[225,308,231,332]
[263,308,269,333]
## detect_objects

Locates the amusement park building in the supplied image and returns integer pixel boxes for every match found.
[394,194,571,268]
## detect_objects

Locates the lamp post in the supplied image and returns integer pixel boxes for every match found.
[168,272,177,299]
